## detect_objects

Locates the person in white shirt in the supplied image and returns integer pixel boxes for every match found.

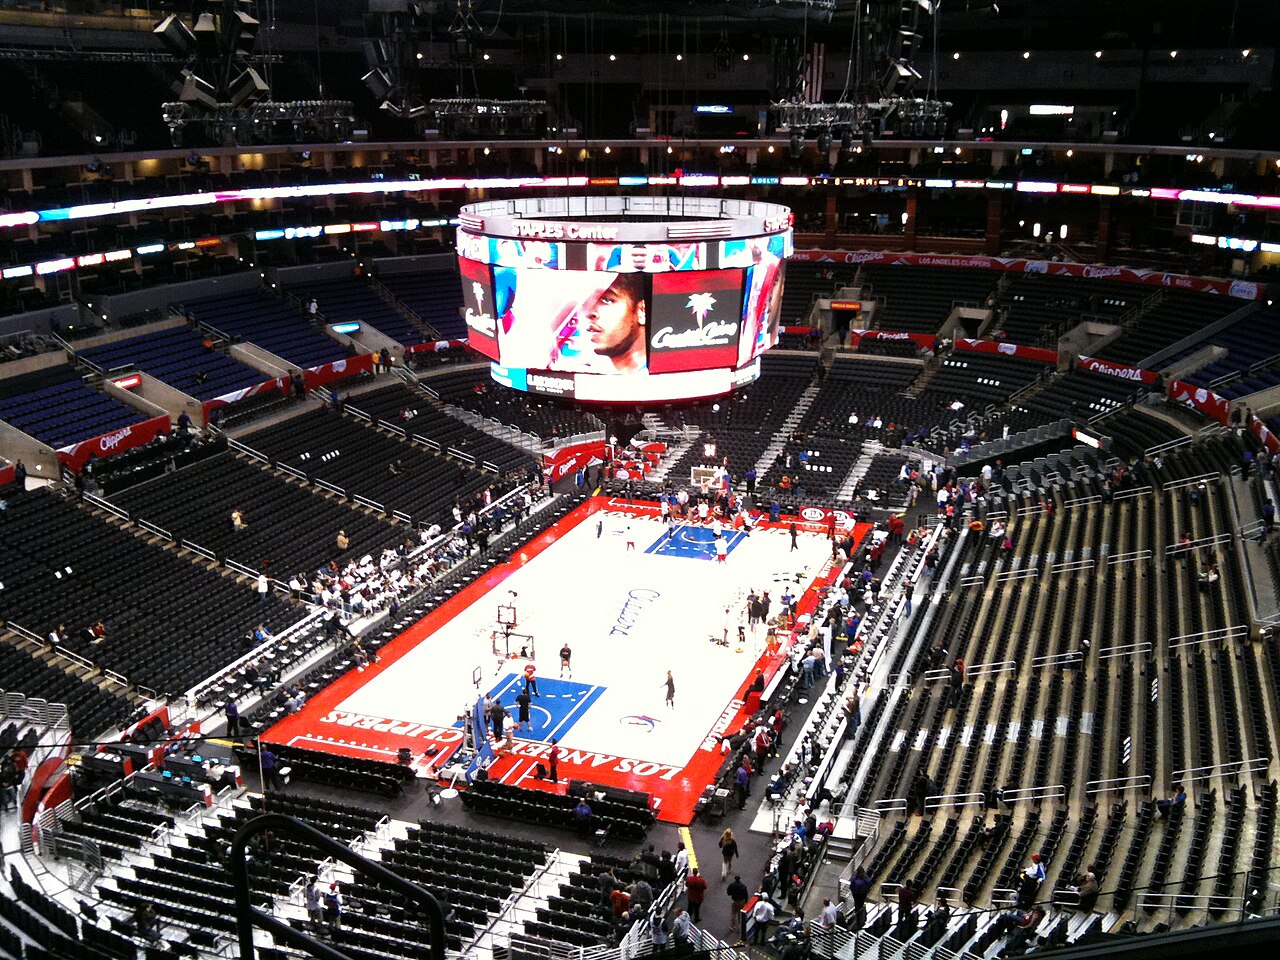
[257,573,270,604]
[750,897,776,944]
[817,898,840,930]
[674,842,689,879]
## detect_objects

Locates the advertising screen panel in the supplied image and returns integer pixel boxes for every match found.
[458,257,499,360]
[585,242,707,273]
[494,268,650,374]
[648,270,744,374]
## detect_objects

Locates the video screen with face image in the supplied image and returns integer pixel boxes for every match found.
[648,269,745,374]
[738,257,786,366]
[459,256,499,360]
[492,266,652,375]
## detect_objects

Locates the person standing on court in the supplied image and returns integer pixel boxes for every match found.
[548,738,560,783]
[789,522,799,551]
[560,642,573,678]
[515,687,532,733]
[663,670,676,708]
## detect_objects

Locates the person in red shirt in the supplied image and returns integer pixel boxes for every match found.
[548,739,560,783]
[684,867,708,922]
[610,887,631,918]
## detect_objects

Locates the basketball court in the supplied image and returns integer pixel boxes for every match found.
[264,496,870,822]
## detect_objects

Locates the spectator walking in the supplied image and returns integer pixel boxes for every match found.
[685,868,707,922]
[305,876,324,933]
[322,881,343,935]
[718,828,739,879]
[849,866,872,928]
[260,744,284,790]
[726,875,749,940]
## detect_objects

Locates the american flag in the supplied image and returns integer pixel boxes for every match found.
[805,42,825,103]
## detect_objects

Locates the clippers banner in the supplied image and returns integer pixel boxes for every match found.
[1168,379,1231,425]
[58,414,172,472]
[954,338,1059,365]
[303,353,376,393]
[1077,355,1160,385]
[850,329,937,350]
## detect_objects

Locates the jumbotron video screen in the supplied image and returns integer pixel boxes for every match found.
[457,231,791,403]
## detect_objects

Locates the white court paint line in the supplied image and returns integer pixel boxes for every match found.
[544,684,603,742]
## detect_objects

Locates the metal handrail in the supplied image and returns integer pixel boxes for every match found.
[232,813,446,960]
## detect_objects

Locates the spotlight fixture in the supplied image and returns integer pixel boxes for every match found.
[789,133,803,158]
[154,1,357,144]
[816,129,833,153]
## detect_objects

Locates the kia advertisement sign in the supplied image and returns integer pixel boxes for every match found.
[799,506,858,529]
[495,267,651,375]
[648,269,743,374]
[459,256,499,360]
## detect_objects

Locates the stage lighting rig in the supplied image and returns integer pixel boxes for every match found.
[363,1,433,120]
[155,1,352,144]
[153,2,268,112]
[773,96,950,145]
[162,100,355,147]
[427,98,548,139]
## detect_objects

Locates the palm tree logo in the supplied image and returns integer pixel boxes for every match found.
[686,292,716,329]
[472,282,485,309]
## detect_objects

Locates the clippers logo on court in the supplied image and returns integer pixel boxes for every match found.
[610,588,661,637]
[620,715,659,731]
[648,269,744,374]
[458,256,500,359]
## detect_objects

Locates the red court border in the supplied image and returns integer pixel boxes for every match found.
[263,496,869,823]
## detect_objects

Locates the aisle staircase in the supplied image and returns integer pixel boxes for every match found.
[745,383,821,489]
[835,441,883,501]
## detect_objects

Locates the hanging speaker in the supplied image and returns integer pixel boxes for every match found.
[177,70,218,110]
[229,67,269,108]
[153,14,196,58]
